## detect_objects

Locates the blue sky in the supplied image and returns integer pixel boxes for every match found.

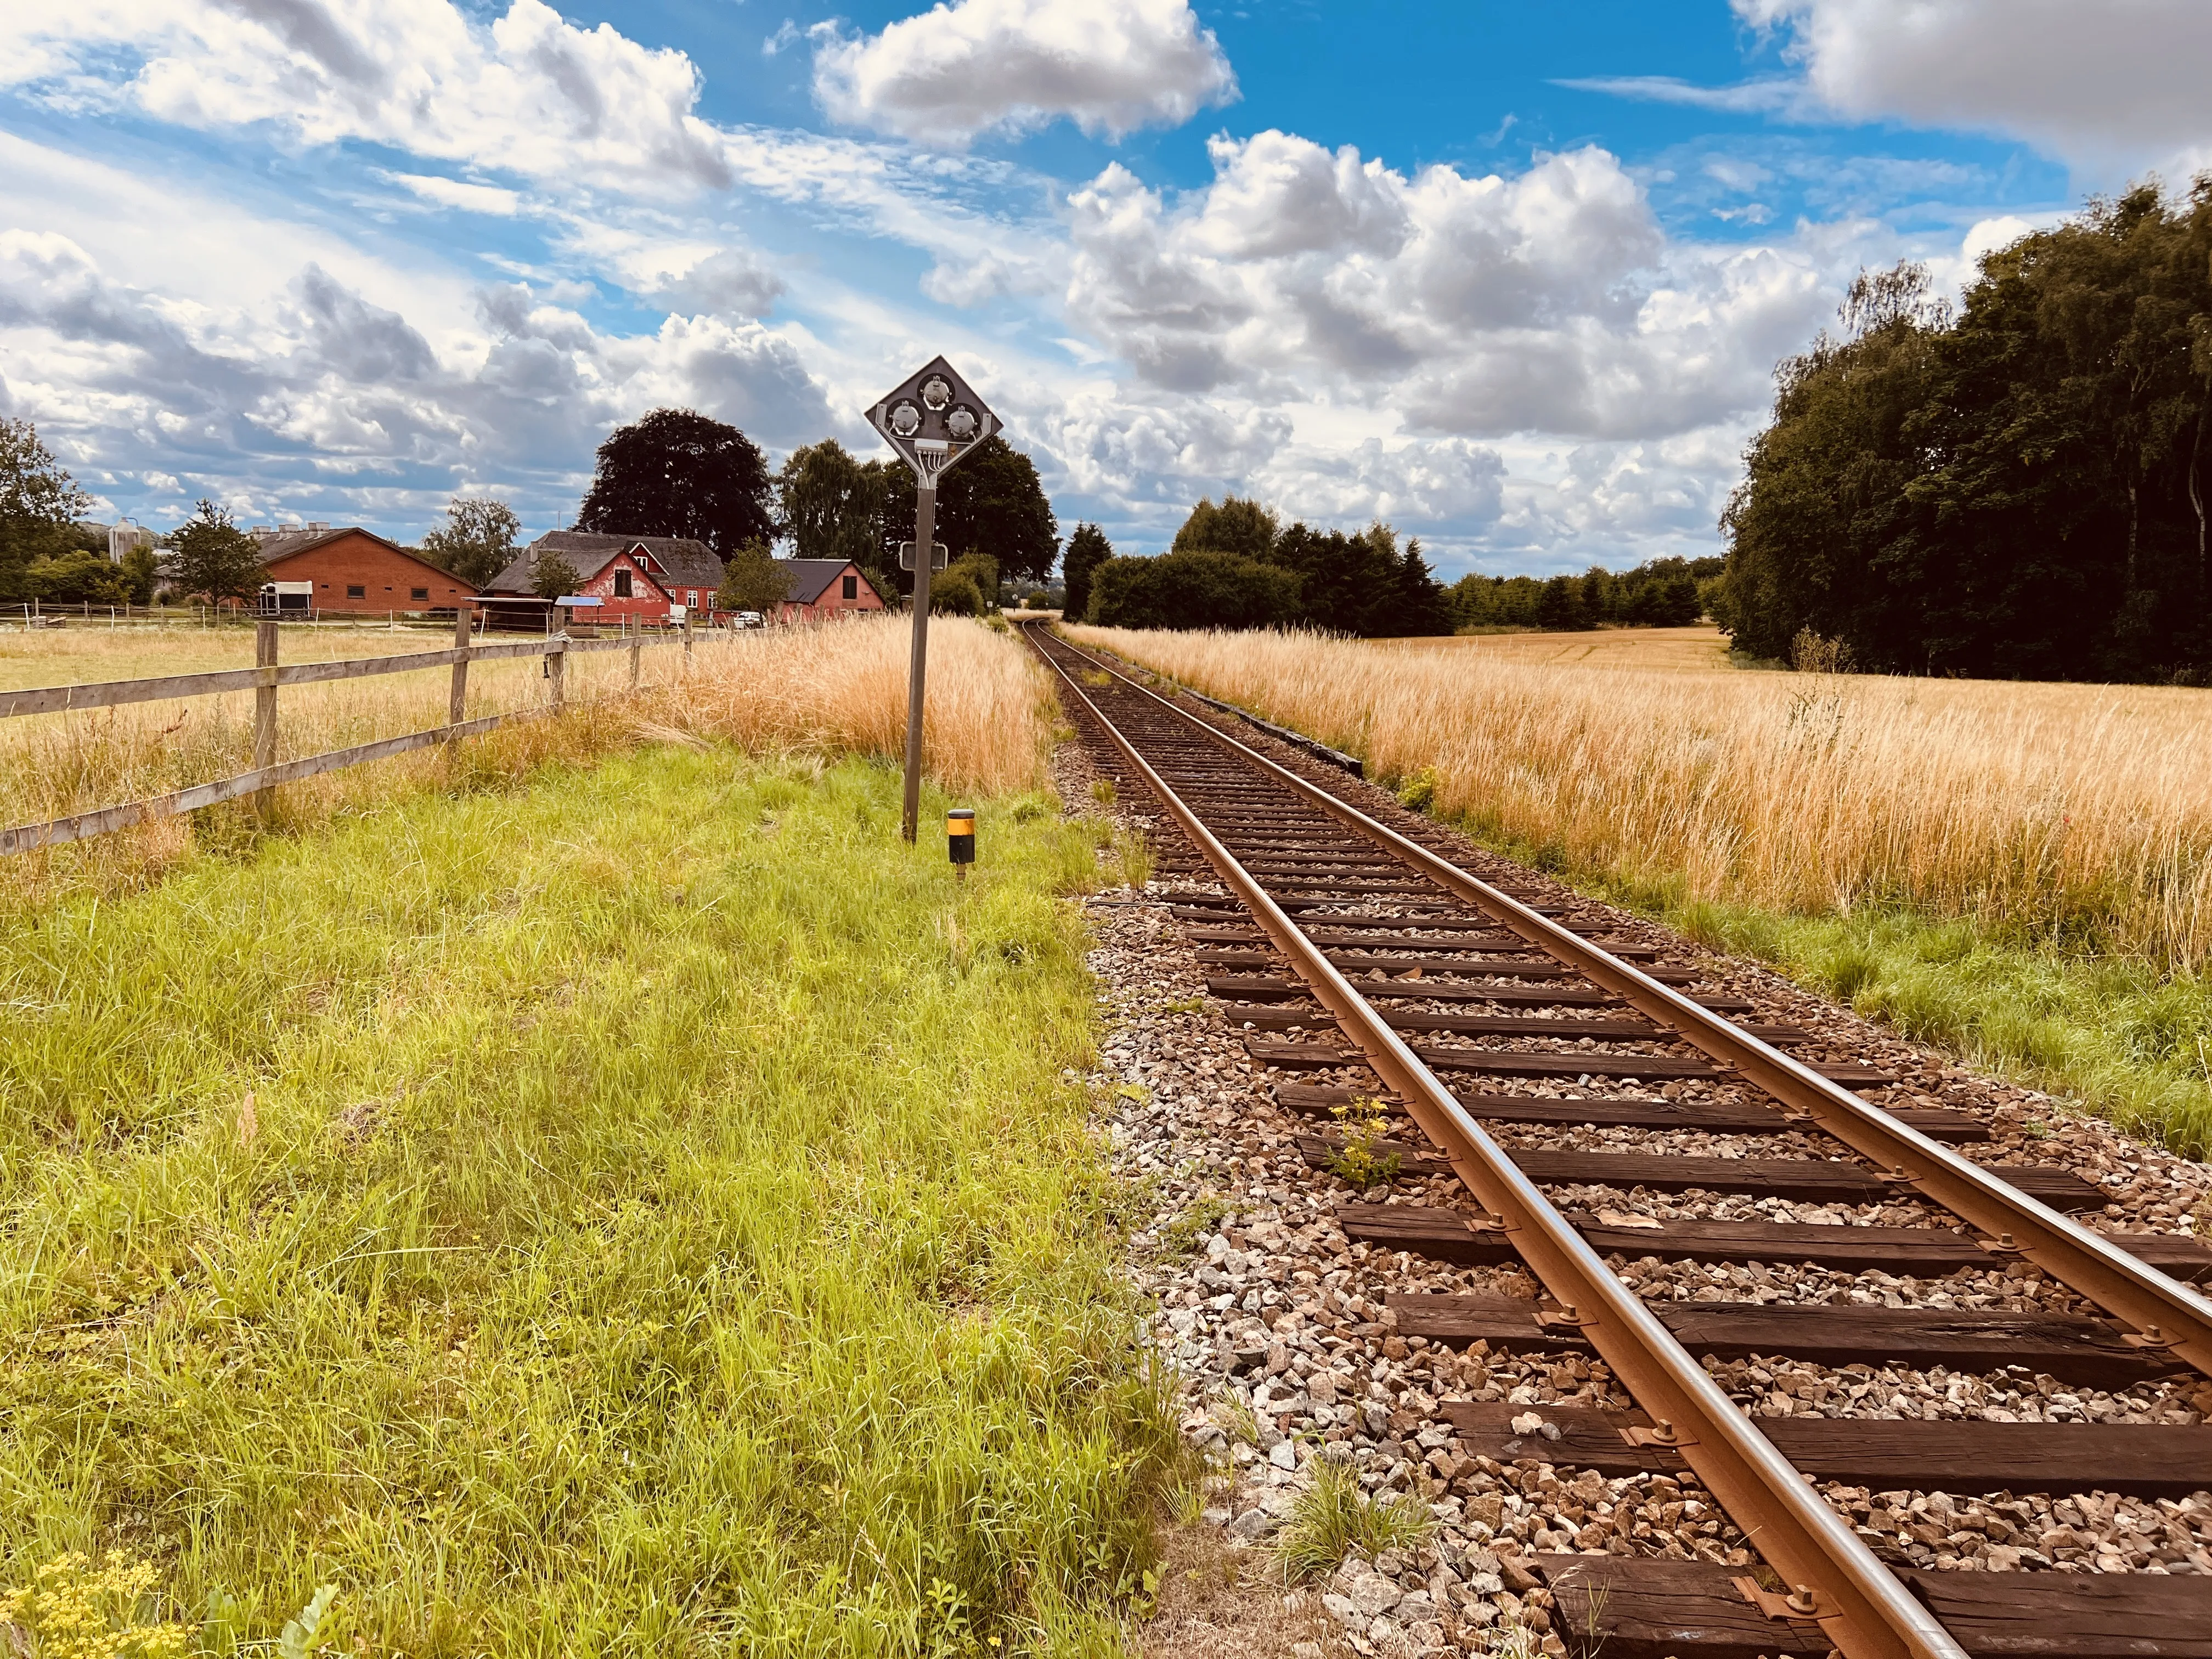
[2,1,2205,577]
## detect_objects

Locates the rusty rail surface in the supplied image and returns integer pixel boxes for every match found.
[1025,622,1966,1659]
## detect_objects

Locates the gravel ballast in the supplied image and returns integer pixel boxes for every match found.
[1047,662,2212,1658]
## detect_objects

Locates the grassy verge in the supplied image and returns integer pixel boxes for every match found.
[0,744,1175,1654]
[1437,810,2212,1159]
[1070,624,2212,1158]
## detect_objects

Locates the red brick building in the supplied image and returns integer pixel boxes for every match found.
[774,559,887,623]
[255,527,472,614]
[483,532,725,625]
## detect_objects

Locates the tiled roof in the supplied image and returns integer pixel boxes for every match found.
[777,558,868,605]
[486,531,723,595]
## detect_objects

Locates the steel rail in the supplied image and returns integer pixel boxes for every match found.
[1042,628,2212,1384]
[1028,627,1964,1659]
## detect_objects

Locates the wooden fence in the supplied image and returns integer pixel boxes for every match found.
[9,601,507,631]
[1,615,692,857]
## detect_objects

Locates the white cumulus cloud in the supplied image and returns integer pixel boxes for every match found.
[1735,0,2212,171]
[2,0,733,194]
[812,0,1235,146]
[1064,132,1827,441]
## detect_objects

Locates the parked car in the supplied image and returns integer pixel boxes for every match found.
[734,611,765,629]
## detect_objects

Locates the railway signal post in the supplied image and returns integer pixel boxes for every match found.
[868,357,999,843]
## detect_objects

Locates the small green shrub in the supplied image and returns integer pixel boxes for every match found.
[1160,1194,1231,1254]
[1275,1462,1434,1581]
[1396,766,1442,813]
[1327,1096,1401,1188]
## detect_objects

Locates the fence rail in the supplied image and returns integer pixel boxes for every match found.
[2,617,692,857]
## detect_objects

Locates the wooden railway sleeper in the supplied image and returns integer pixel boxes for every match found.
[1024,623,1965,1659]
[1037,627,2212,1386]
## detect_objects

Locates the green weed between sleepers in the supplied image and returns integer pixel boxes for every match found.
[0,747,1181,1656]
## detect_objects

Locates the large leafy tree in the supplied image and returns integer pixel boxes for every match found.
[0,419,94,602]
[1087,549,1300,630]
[166,501,267,604]
[422,497,522,589]
[777,439,889,593]
[575,408,774,558]
[1062,522,1113,620]
[1101,503,1452,635]
[876,435,1058,587]
[1723,180,2212,680]
[1172,496,1278,560]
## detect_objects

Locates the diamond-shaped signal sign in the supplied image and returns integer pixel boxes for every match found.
[869,356,998,486]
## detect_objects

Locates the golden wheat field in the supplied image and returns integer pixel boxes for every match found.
[1391,622,1735,673]
[0,614,1051,904]
[1067,622,2212,972]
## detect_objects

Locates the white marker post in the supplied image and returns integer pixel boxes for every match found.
[868,357,999,843]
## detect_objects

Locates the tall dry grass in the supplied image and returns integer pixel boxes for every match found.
[1068,623,2212,972]
[1,614,1051,905]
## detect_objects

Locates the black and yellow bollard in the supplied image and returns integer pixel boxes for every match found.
[947,808,975,882]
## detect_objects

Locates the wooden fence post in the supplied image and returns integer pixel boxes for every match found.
[448,606,471,732]
[549,640,566,712]
[253,618,279,816]
[629,628,642,691]
[683,614,694,663]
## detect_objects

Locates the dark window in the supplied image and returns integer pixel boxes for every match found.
[842,573,858,600]
[346,584,365,599]
[613,570,633,597]
[411,587,429,601]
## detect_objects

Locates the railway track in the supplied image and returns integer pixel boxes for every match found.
[1024,622,2212,1659]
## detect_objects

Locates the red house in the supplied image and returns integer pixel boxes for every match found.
[774,560,887,623]
[254,526,472,614]
[483,532,725,625]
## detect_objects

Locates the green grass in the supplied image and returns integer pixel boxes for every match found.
[1272,1464,1432,1582]
[0,747,1180,1655]
[1440,806,2212,1158]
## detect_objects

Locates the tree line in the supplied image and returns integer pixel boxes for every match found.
[0,406,1061,617]
[1064,495,1455,636]
[1722,179,2212,681]
[1446,556,1717,633]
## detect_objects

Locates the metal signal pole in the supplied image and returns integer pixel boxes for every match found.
[869,356,998,844]
[900,482,939,843]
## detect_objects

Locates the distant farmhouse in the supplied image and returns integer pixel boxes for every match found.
[482,531,725,627]
[479,533,887,628]
[773,559,885,623]
[255,526,473,615]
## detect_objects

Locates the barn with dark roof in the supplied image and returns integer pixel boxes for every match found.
[772,559,885,623]
[483,532,725,624]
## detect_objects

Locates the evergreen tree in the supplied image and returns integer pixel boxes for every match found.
[1062,523,1112,620]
